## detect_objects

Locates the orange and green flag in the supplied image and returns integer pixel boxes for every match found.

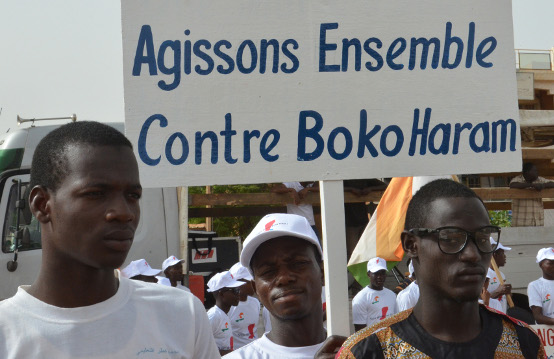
[348,175,457,286]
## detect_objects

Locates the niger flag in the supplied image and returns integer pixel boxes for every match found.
[348,175,457,286]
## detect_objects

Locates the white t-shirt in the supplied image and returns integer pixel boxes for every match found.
[207,305,234,351]
[228,296,261,349]
[0,277,219,359]
[487,268,507,313]
[396,281,420,312]
[283,182,315,225]
[487,297,504,312]
[222,333,324,359]
[528,277,554,318]
[156,276,191,293]
[352,286,397,326]
[262,306,272,333]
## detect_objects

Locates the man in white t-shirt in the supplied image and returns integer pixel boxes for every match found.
[528,247,554,325]
[228,262,262,349]
[157,255,191,292]
[207,270,243,356]
[224,213,327,359]
[396,262,420,312]
[0,121,219,358]
[487,239,512,314]
[352,257,397,330]
[272,182,319,237]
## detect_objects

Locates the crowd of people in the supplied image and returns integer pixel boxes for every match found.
[0,121,552,358]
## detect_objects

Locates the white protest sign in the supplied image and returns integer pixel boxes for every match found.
[532,325,554,357]
[121,0,520,188]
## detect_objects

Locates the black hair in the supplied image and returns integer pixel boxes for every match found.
[522,162,536,174]
[30,121,132,191]
[404,179,484,230]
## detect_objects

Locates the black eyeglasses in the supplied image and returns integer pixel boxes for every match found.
[221,287,241,294]
[409,226,501,254]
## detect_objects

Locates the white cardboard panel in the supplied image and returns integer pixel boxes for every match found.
[122,0,520,187]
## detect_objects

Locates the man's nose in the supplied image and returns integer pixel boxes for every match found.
[460,237,481,262]
[275,265,296,285]
[106,195,138,222]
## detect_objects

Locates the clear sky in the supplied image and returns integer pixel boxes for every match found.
[0,0,552,135]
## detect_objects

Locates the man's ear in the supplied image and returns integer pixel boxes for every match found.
[29,186,51,223]
[401,230,418,259]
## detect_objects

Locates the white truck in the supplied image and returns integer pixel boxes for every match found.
[0,121,181,300]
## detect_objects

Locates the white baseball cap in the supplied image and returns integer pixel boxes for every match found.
[240,213,322,273]
[121,259,161,278]
[230,262,253,281]
[536,247,554,263]
[490,237,511,251]
[162,255,184,271]
[207,271,244,292]
[367,257,388,273]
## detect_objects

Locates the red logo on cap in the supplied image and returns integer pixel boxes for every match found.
[265,220,276,231]
[376,259,379,263]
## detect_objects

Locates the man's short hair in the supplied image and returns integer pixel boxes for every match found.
[522,162,536,174]
[404,179,484,230]
[30,121,132,191]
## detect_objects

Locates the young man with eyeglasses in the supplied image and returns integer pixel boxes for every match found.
[337,179,545,358]
[207,271,243,356]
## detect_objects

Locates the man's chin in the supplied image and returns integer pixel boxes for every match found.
[273,308,311,321]
[453,293,481,304]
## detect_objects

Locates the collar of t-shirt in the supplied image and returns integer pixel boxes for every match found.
[252,333,325,356]
[11,277,132,323]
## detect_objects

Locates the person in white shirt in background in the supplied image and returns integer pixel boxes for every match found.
[228,262,261,349]
[487,238,512,314]
[120,258,161,283]
[396,261,420,312]
[224,213,326,359]
[156,255,191,292]
[272,182,319,238]
[352,257,397,330]
[528,247,554,325]
[479,269,503,312]
[207,270,243,356]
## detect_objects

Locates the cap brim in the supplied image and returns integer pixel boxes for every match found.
[163,259,184,271]
[496,243,511,251]
[538,254,554,263]
[207,279,244,292]
[367,265,388,273]
[241,229,322,273]
[142,268,161,276]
